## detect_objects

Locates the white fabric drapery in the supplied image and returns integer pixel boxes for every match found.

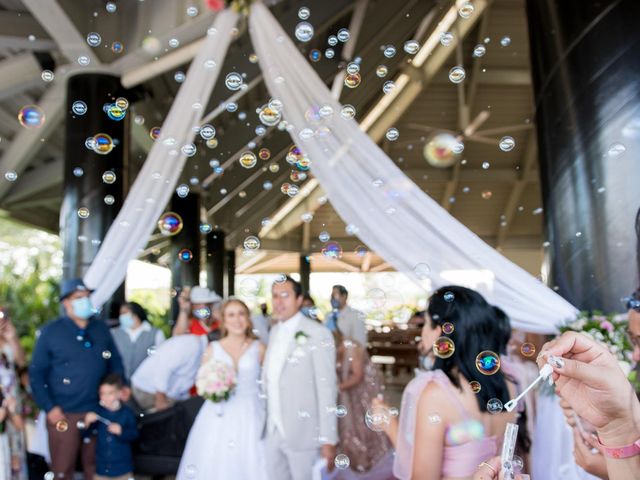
[249,2,576,333]
[84,9,238,307]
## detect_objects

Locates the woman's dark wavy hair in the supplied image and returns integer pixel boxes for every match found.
[428,285,511,413]
[123,301,148,323]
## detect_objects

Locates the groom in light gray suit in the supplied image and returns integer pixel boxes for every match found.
[264,276,338,480]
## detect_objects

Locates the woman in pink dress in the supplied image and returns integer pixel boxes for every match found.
[376,286,528,480]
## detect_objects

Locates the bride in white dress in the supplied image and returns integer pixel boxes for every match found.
[177,299,267,480]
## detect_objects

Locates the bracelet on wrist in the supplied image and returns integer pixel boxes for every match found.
[598,437,640,459]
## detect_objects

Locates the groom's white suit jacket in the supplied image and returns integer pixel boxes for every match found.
[263,312,338,450]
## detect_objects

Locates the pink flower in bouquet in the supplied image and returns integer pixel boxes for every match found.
[600,320,614,333]
[205,0,225,11]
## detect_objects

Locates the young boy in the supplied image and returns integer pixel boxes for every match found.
[84,373,138,480]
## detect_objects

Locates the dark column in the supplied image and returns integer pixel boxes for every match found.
[61,73,127,318]
[300,254,311,295]
[206,230,225,296]
[527,0,640,311]
[170,193,201,289]
[225,250,236,297]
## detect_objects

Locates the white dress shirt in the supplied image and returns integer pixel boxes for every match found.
[266,312,302,437]
[131,334,207,400]
[124,320,166,346]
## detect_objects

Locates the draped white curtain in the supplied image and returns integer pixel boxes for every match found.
[85,9,238,308]
[249,2,576,333]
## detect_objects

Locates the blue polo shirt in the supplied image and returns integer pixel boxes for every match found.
[29,316,125,413]
[88,404,138,477]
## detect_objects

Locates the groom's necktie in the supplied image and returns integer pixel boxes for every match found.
[326,310,339,331]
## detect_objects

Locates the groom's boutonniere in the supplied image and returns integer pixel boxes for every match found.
[294,330,309,345]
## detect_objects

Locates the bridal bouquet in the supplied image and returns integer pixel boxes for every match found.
[559,311,638,389]
[195,358,237,403]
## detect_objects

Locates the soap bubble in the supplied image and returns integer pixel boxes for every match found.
[433,337,455,359]
[335,405,348,417]
[376,65,388,77]
[337,28,350,42]
[459,2,475,18]
[41,70,55,82]
[239,152,257,169]
[382,81,396,94]
[106,2,116,13]
[86,32,101,47]
[414,263,431,279]
[344,73,361,88]
[607,143,626,158]
[111,41,124,53]
[149,127,161,140]
[295,22,314,42]
[341,104,356,119]
[318,231,330,242]
[178,249,193,262]
[104,195,115,205]
[77,207,90,219]
[77,55,90,66]
[298,7,310,20]
[157,212,183,236]
[72,101,87,115]
[325,48,335,59]
[18,105,45,128]
[475,351,501,375]
[102,350,111,359]
[73,167,84,177]
[473,44,486,57]
[244,236,261,251]
[520,343,536,357]
[93,133,114,155]
[258,148,271,160]
[404,40,420,54]
[469,381,481,393]
[258,105,281,126]
[322,242,343,260]
[443,291,455,302]
[346,62,360,74]
[309,49,321,62]
[365,406,390,432]
[4,171,18,182]
[440,32,454,46]
[200,124,216,140]
[487,398,503,414]
[442,322,454,334]
[55,420,69,432]
[335,454,350,469]
[176,184,189,198]
[385,128,399,141]
[225,72,243,91]
[499,136,516,152]
[328,35,338,47]
[186,6,198,17]
[481,190,492,200]
[500,36,511,47]
[383,45,396,58]
[107,105,125,121]
[102,170,116,184]
[449,66,466,83]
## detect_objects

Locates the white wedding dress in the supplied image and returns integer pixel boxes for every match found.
[177,341,268,480]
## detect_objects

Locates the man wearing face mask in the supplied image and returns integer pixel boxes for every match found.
[29,278,125,480]
[325,285,367,346]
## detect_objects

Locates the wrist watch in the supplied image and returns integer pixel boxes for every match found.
[598,437,640,459]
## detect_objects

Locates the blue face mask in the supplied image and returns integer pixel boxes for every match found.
[330,298,341,310]
[301,306,316,319]
[71,297,93,320]
[119,313,135,329]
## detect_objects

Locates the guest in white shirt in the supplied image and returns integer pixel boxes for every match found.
[111,302,165,381]
[131,333,211,412]
[326,285,367,345]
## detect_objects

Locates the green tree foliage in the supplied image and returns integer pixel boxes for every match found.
[0,216,62,357]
